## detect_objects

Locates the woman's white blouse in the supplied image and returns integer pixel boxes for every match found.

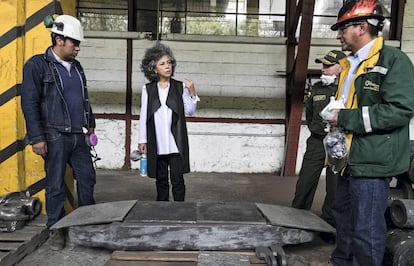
[138,82,199,155]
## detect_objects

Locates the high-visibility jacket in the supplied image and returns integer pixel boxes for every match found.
[336,37,414,177]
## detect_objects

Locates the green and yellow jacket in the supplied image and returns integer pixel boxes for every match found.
[336,37,414,177]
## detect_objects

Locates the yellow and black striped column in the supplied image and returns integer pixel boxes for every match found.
[0,0,77,215]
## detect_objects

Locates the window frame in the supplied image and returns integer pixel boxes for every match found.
[77,0,403,41]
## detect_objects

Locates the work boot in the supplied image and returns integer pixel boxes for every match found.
[46,229,65,251]
[318,231,336,244]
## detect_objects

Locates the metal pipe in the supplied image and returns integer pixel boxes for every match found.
[385,228,414,266]
[391,199,414,228]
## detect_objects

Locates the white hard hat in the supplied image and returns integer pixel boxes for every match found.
[50,15,84,42]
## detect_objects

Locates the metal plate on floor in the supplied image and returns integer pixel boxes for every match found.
[124,201,197,223]
[51,200,137,230]
[256,203,335,233]
[197,202,266,224]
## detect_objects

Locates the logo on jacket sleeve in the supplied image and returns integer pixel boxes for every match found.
[364,80,380,92]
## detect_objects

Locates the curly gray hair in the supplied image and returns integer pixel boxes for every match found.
[141,42,177,82]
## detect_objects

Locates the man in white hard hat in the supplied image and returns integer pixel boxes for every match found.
[21,14,96,251]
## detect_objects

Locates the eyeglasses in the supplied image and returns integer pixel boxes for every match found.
[338,22,363,33]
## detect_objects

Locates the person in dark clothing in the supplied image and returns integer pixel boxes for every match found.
[292,50,345,226]
[138,43,199,201]
[21,15,96,251]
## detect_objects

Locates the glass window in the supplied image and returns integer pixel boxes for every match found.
[136,1,158,34]
[157,0,286,37]
[77,0,399,40]
[78,0,128,31]
[181,13,236,36]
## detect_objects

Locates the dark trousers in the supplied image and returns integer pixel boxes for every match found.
[331,174,390,266]
[44,132,96,228]
[155,154,185,201]
[292,135,338,225]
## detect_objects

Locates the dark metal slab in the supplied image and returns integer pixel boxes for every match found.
[55,201,327,250]
[256,203,335,233]
[51,200,137,230]
[197,202,266,224]
[124,201,197,223]
[69,222,313,250]
[198,252,250,266]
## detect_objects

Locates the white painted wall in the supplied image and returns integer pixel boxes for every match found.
[80,35,291,173]
[79,1,414,174]
[402,0,414,62]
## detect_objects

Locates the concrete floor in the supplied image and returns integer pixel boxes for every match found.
[16,169,334,266]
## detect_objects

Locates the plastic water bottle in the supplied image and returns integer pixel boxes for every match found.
[140,153,147,177]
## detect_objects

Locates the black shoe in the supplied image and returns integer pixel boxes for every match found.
[46,229,65,251]
[319,231,336,244]
[320,215,336,228]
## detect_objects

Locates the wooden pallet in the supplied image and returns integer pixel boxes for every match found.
[0,215,48,266]
[106,250,267,266]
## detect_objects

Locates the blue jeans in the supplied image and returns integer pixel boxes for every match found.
[44,132,96,228]
[331,173,390,266]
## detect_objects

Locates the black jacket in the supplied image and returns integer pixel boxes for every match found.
[305,81,337,137]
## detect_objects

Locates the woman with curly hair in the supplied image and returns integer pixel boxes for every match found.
[138,42,199,201]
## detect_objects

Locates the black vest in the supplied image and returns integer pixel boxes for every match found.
[145,79,190,177]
